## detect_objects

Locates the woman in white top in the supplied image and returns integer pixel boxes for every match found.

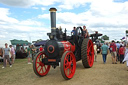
[93,43,97,62]
[123,44,128,71]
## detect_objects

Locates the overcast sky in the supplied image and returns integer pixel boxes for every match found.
[0,0,128,46]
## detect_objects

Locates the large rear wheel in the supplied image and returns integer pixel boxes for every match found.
[60,51,76,80]
[33,52,50,77]
[81,38,94,68]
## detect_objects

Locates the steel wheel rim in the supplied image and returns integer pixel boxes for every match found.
[35,52,50,76]
[63,52,76,79]
[87,40,94,67]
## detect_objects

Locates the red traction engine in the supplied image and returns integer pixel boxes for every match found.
[33,8,95,80]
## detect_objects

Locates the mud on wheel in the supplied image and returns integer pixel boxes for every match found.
[33,52,50,77]
[81,38,94,68]
[60,51,76,80]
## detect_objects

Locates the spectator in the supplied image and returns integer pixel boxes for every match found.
[108,42,111,53]
[110,40,117,64]
[83,25,89,38]
[2,43,12,68]
[9,45,15,64]
[25,47,27,53]
[31,45,36,62]
[123,44,128,71]
[93,42,97,62]
[119,45,125,64]
[0,48,3,57]
[39,45,43,52]
[0,48,3,63]
[101,43,108,64]
[71,27,76,35]
[27,45,32,64]
[116,41,120,61]
[21,47,24,53]
[121,42,125,47]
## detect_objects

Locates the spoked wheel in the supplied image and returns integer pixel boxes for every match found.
[60,51,76,80]
[81,38,94,68]
[33,52,50,77]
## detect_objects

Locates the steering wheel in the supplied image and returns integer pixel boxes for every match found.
[74,27,83,47]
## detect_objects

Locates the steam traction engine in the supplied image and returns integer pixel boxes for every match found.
[33,8,99,80]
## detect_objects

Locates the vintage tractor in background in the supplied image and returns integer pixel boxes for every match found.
[90,31,102,53]
[33,8,101,80]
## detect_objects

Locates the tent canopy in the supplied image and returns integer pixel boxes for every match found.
[10,39,31,45]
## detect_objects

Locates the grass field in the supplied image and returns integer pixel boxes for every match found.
[0,54,128,85]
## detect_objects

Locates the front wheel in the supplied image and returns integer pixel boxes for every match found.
[33,52,50,77]
[60,51,76,80]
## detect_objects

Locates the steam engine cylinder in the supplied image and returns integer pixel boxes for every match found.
[44,40,75,58]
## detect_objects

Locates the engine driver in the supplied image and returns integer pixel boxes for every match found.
[71,27,76,35]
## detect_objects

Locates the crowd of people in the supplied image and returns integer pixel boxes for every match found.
[94,40,128,70]
[0,43,44,68]
[26,45,43,64]
[71,25,128,71]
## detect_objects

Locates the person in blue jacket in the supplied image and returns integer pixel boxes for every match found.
[101,43,108,64]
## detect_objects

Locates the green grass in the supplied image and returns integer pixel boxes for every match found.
[0,54,128,85]
[0,58,34,85]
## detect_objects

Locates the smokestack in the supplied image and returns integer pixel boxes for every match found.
[49,8,57,36]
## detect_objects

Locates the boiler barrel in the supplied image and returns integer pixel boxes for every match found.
[44,40,75,58]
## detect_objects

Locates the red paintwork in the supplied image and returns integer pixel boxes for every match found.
[63,52,76,79]
[35,52,50,76]
[87,39,94,67]
[61,41,75,52]
[39,47,43,51]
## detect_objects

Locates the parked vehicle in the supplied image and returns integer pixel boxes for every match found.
[33,8,101,80]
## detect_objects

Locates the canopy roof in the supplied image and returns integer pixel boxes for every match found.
[34,40,47,46]
[10,39,31,45]
[90,33,102,37]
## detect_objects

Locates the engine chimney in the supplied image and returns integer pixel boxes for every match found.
[49,8,57,36]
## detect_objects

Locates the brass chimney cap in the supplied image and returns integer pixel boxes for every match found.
[49,7,57,12]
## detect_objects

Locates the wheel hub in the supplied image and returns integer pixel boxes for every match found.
[89,52,92,55]
[40,62,44,66]
[71,63,73,67]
